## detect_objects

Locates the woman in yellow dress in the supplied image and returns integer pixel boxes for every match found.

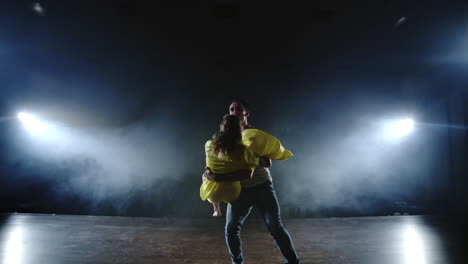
[200,114,260,216]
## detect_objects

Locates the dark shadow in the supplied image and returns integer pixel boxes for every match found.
[420,216,468,264]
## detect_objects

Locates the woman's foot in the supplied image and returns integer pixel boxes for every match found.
[213,210,222,217]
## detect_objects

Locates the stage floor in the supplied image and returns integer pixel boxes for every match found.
[0,213,464,264]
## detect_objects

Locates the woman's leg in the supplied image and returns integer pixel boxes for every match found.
[213,203,222,217]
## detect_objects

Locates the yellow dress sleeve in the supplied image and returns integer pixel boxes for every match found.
[205,140,213,167]
[241,129,293,160]
[205,140,223,172]
[242,147,260,169]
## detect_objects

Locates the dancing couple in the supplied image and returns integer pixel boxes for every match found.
[200,99,300,264]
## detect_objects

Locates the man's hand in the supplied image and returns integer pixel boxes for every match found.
[204,167,252,182]
[259,157,272,168]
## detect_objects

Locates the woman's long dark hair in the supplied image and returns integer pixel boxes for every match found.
[210,114,243,155]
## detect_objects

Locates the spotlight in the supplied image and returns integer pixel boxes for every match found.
[383,118,415,139]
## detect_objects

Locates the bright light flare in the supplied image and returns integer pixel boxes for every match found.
[403,225,426,264]
[3,226,23,264]
[17,112,35,123]
[32,2,45,15]
[383,118,415,140]
[16,111,62,142]
[17,112,48,133]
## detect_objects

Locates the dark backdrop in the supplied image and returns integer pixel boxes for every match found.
[0,0,467,217]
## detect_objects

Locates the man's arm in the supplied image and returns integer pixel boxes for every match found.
[203,157,271,182]
[203,168,253,182]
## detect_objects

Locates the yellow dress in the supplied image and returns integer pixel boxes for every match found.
[200,129,294,204]
[200,140,259,203]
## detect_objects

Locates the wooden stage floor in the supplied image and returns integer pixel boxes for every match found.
[0,213,465,264]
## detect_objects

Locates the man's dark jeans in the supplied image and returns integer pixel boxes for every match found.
[225,181,300,264]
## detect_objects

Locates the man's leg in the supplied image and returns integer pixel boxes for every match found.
[256,182,300,264]
[225,190,252,264]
